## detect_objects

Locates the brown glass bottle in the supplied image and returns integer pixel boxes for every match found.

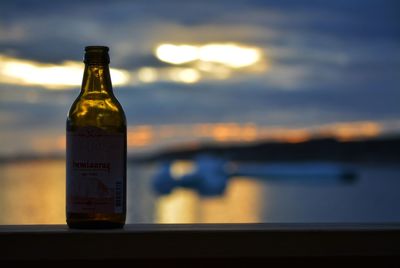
[66,46,126,229]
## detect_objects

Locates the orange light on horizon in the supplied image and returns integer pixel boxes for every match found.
[318,121,381,141]
[56,136,66,151]
[127,125,154,147]
[125,121,382,149]
[45,120,384,155]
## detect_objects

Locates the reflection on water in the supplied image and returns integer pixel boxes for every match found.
[155,178,264,223]
[1,159,400,224]
[152,157,357,196]
[0,160,65,224]
[198,178,264,223]
[156,189,200,223]
[0,160,265,224]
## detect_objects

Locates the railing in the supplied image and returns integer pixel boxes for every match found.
[1,223,399,264]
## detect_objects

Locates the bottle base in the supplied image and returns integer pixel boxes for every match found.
[67,212,126,229]
[67,220,125,229]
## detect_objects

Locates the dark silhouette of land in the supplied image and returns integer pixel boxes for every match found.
[1,136,399,164]
[130,136,400,164]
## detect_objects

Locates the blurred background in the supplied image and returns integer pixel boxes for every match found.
[0,0,399,224]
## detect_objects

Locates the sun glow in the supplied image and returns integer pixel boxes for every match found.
[155,44,199,65]
[0,42,265,88]
[168,68,201,83]
[155,43,262,68]
[0,54,130,89]
[199,44,261,68]
[137,67,158,83]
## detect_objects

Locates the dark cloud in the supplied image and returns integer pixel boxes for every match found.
[0,0,400,154]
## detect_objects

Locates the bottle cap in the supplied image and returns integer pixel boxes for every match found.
[84,46,110,64]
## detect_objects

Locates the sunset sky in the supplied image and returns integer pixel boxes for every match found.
[0,0,399,155]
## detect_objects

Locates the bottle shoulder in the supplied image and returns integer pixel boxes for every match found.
[67,91,126,131]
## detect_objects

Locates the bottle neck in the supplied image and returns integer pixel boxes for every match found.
[81,64,113,94]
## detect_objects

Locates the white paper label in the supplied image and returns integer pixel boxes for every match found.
[66,126,125,214]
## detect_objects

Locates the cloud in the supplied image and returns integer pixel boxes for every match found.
[0,0,400,155]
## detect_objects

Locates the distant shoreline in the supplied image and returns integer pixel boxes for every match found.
[3,136,399,164]
[0,136,400,164]
[130,136,400,164]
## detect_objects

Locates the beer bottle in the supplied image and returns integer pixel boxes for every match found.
[66,46,126,228]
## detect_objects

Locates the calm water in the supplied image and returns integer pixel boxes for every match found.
[0,159,399,225]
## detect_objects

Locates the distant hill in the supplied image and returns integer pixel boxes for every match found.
[2,136,399,164]
[131,136,400,163]
[0,153,64,163]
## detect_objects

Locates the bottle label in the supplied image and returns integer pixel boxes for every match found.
[66,126,125,214]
